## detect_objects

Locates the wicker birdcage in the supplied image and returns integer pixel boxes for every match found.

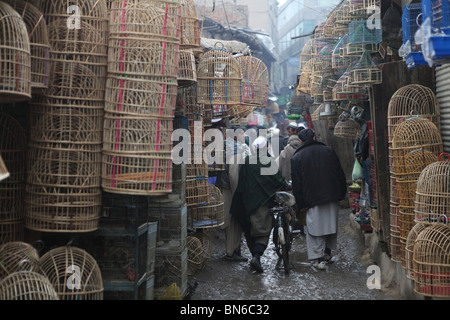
[404,222,428,278]
[349,20,382,45]
[227,105,255,120]
[334,118,362,139]
[322,10,339,40]
[102,152,173,195]
[4,0,50,90]
[187,235,204,275]
[350,50,382,85]
[178,49,197,87]
[413,224,450,298]
[180,0,201,50]
[39,246,103,300]
[349,0,380,16]
[105,75,178,118]
[236,56,269,106]
[197,49,242,105]
[0,242,40,279]
[103,114,173,154]
[0,271,59,300]
[297,57,316,95]
[342,43,379,57]
[415,155,450,225]
[0,2,31,102]
[188,184,224,229]
[299,39,314,73]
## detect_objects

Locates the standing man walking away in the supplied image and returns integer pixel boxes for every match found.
[219,127,250,261]
[291,129,347,270]
[230,136,287,273]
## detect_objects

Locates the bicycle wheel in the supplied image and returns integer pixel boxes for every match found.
[281,217,292,273]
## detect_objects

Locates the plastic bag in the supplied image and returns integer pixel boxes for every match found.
[352,159,364,181]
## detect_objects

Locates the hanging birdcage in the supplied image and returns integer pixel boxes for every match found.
[179,0,201,50]
[413,224,450,298]
[350,50,382,85]
[4,0,50,90]
[342,42,379,56]
[400,3,427,69]
[349,20,382,45]
[0,1,31,102]
[415,154,450,225]
[297,57,316,95]
[236,56,269,106]
[178,49,197,88]
[299,39,314,73]
[197,49,242,106]
[40,246,103,300]
[334,118,362,139]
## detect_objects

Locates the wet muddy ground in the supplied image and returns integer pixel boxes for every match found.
[188,208,402,300]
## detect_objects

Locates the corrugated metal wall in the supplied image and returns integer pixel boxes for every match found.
[436,64,450,153]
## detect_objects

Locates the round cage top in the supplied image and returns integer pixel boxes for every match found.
[415,154,450,225]
[388,84,439,120]
[39,246,103,300]
[3,0,50,89]
[236,56,269,106]
[405,222,428,279]
[0,1,31,103]
[0,242,41,279]
[392,117,443,149]
[0,271,59,300]
[30,0,108,23]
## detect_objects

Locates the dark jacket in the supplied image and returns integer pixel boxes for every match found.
[291,139,347,210]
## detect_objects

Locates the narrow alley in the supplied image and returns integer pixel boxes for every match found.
[188,208,402,300]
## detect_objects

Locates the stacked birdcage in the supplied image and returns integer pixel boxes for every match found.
[391,117,443,264]
[188,184,224,229]
[297,57,316,95]
[24,0,108,233]
[102,1,180,195]
[0,114,26,244]
[0,2,31,103]
[387,84,440,261]
[334,117,361,139]
[349,0,380,16]
[0,271,59,300]
[332,35,358,70]
[350,50,382,85]
[4,0,50,91]
[413,224,450,298]
[0,241,41,279]
[415,155,450,226]
[236,56,269,107]
[404,222,428,278]
[179,0,201,50]
[39,246,103,300]
[400,3,426,69]
[299,39,314,74]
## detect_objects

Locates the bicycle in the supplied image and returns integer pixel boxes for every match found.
[270,191,296,274]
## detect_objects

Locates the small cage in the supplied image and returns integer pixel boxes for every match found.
[187,236,204,275]
[0,1,31,102]
[236,56,269,106]
[188,184,224,229]
[178,49,197,87]
[297,57,316,94]
[4,0,50,90]
[102,152,173,195]
[180,0,201,50]
[227,105,255,120]
[322,10,339,39]
[0,271,59,300]
[404,222,428,278]
[103,114,173,154]
[334,118,361,139]
[402,3,423,49]
[39,246,103,300]
[197,49,242,105]
[349,20,382,45]
[349,0,380,16]
[0,241,40,279]
[105,75,178,118]
[415,156,450,225]
[350,50,382,85]
[413,224,450,298]
[299,39,314,73]
[421,0,450,34]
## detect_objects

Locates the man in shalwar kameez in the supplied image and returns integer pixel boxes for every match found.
[291,129,347,270]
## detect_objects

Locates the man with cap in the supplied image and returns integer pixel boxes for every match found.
[291,129,347,270]
[230,136,286,273]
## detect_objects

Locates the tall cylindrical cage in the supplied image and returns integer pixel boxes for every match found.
[39,246,103,300]
[0,1,31,102]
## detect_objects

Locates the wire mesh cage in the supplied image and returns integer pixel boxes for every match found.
[179,0,201,50]
[102,152,173,195]
[39,246,103,300]
[178,49,197,88]
[404,222,428,278]
[413,224,450,298]
[197,49,242,106]
[350,50,382,85]
[421,0,450,34]
[0,1,31,102]
[334,118,362,139]
[0,241,40,279]
[236,56,269,106]
[4,0,50,90]
[348,20,382,45]
[188,184,224,229]
[415,155,450,225]
[0,271,59,300]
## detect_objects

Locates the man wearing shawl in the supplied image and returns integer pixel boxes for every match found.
[291,129,347,270]
[230,136,286,273]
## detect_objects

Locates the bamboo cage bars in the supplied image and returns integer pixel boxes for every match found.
[39,246,103,300]
[236,56,269,107]
[179,0,201,50]
[334,118,361,139]
[0,271,59,300]
[0,241,40,279]
[413,224,450,298]
[0,113,26,244]
[188,184,224,229]
[404,222,427,278]
[0,1,31,102]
